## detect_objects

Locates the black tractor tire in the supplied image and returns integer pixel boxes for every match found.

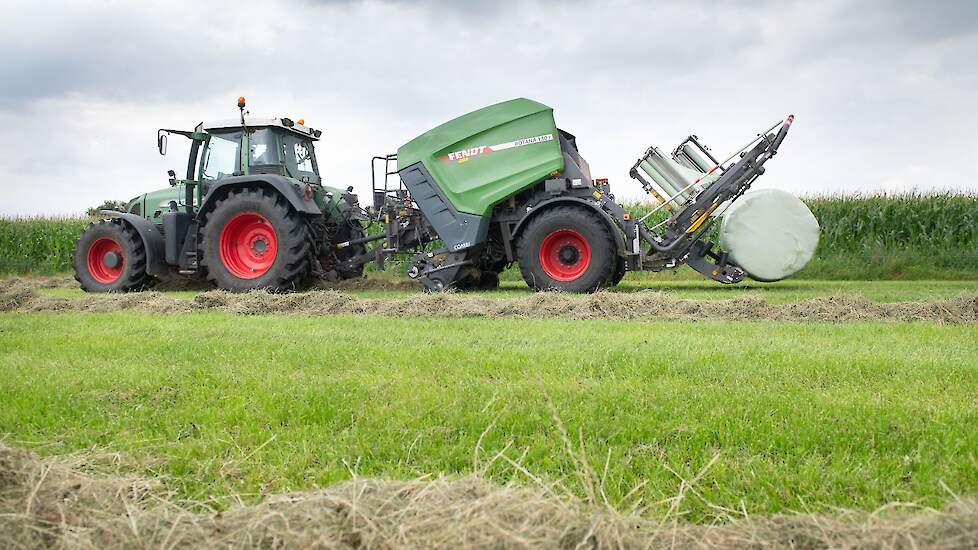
[611,257,626,286]
[72,219,151,292]
[200,187,311,292]
[517,205,616,292]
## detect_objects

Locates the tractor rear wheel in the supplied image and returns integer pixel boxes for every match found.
[517,206,615,292]
[611,257,626,286]
[72,219,151,292]
[201,187,311,292]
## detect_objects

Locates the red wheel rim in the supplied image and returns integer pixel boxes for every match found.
[86,237,124,284]
[539,229,591,281]
[218,212,278,279]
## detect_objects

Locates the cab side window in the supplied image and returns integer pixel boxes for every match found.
[294,141,314,172]
[249,128,281,167]
[280,134,319,182]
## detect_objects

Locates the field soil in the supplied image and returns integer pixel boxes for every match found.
[2,443,976,549]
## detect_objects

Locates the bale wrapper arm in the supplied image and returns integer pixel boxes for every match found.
[631,116,795,283]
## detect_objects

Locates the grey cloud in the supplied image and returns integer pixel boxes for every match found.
[0,0,977,216]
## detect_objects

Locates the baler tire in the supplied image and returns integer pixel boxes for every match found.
[517,206,615,293]
[200,187,311,292]
[72,219,151,292]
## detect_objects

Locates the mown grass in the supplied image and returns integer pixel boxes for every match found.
[3,192,977,279]
[1,311,976,521]
[31,277,978,304]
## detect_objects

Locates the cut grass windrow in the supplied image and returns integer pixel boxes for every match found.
[2,279,977,323]
[2,443,976,549]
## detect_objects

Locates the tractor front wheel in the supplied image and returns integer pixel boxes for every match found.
[201,188,311,292]
[517,206,616,292]
[72,219,151,292]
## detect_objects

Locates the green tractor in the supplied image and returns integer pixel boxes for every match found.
[74,97,367,292]
[76,97,812,293]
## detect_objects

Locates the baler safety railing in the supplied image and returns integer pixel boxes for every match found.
[370,153,400,220]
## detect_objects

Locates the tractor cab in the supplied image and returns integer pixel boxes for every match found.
[128,98,327,224]
[199,117,323,185]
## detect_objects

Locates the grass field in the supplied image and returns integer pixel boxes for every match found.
[2,280,977,526]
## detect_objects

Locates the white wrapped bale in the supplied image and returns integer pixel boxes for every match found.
[719,188,820,282]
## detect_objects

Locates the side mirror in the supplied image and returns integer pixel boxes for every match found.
[168,170,177,186]
[157,130,168,155]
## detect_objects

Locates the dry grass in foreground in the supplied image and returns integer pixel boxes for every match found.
[2,278,978,324]
[1,444,976,549]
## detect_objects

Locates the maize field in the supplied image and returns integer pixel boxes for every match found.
[4,192,976,279]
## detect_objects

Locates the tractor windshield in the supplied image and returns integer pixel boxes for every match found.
[202,131,241,181]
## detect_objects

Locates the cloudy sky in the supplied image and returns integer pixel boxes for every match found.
[1,0,976,216]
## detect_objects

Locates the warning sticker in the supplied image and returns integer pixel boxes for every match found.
[439,133,554,163]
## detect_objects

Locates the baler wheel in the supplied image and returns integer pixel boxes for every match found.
[72,219,151,292]
[517,206,615,292]
[201,187,311,292]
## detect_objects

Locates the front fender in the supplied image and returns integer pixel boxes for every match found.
[99,211,167,277]
[199,175,322,217]
[512,197,628,257]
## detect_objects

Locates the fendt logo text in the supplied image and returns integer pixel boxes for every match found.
[440,133,553,163]
[446,146,489,161]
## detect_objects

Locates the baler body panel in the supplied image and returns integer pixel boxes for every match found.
[397,98,565,216]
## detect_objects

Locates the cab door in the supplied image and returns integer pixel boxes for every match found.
[197,130,244,210]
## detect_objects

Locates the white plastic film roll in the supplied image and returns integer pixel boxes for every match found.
[719,188,820,282]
